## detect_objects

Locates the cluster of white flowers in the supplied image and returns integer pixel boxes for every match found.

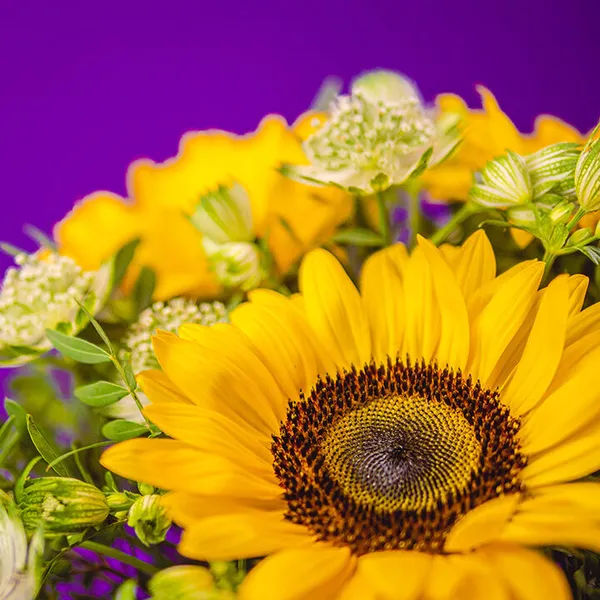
[121,298,228,374]
[289,70,460,195]
[0,252,104,351]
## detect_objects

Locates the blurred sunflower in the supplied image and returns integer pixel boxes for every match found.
[55,114,351,300]
[422,86,584,203]
[103,230,600,599]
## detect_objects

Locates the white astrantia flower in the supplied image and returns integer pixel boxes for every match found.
[575,123,600,212]
[285,70,461,195]
[0,493,43,600]
[0,250,112,366]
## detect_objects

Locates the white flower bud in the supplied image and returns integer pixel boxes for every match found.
[351,70,420,105]
[575,125,600,212]
[526,142,580,199]
[190,183,254,244]
[469,151,533,208]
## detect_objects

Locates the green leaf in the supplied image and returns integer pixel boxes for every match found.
[5,398,27,431]
[46,329,112,364]
[332,228,385,247]
[579,245,600,265]
[0,242,26,257]
[14,456,42,503]
[112,239,141,288]
[74,381,128,407]
[102,420,148,441]
[121,362,138,392]
[133,266,156,315]
[26,415,77,477]
[72,299,114,353]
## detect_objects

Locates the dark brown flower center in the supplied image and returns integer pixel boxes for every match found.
[271,358,526,555]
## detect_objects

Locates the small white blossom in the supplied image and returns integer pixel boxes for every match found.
[0,251,111,365]
[0,494,43,600]
[286,70,460,195]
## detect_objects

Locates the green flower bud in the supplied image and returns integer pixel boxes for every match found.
[549,200,575,224]
[106,492,135,512]
[575,125,600,212]
[469,151,533,209]
[567,227,594,247]
[351,69,420,105]
[127,495,171,546]
[138,482,155,496]
[526,142,580,198]
[190,183,254,244]
[19,478,109,535]
[203,240,267,291]
[149,566,219,600]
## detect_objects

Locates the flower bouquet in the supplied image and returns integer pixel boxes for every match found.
[1,70,600,600]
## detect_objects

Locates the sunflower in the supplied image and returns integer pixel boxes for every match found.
[55,114,351,300]
[102,230,600,599]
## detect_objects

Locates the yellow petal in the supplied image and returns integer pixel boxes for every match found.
[423,554,475,600]
[239,545,355,600]
[179,512,313,561]
[467,261,544,384]
[499,275,568,415]
[230,301,320,400]
[143,403,273,466]
[453,230,497,302]
[153,331,283,436]
[401,246,439,362]
[162,491,286,528]
[299,249,371,369]
[510,229,534,249]
[360,244,408,362]
[523,416,600,487]
[358,550,432,600]
[481,544,571,600]
[565,302,600,347]
[520,344,600,455]
[418,236,470,371]
[444,495,521,552]
[500,483,600,552]
[137,369,192,405]
[100,439,281,499]
[521,114,583,154]
[566,274,589,317]
[56,193,140,271]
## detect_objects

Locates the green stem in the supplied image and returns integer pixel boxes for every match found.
[376,190,392,246]
[80,541,159,576]
[567,206,587,232]
[111,358,152,429]
[542,250,557,285]
[407,189,421,249]
[430,202,478,246]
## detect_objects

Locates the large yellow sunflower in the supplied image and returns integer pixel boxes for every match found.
[55,114,351,300]
[102,230,600,599]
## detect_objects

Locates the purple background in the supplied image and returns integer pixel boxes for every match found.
[0,0,599,277]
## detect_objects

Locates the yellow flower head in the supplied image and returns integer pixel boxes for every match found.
[102,231,599,599]
[423,86,584,203]
[55,114,351,300]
